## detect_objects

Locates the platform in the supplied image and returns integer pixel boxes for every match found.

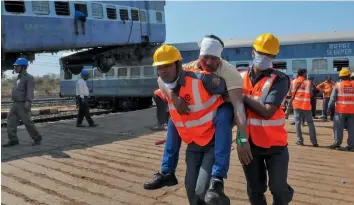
[1,108,354,205]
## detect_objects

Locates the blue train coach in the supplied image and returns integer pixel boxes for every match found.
[1,0,166,74]
[173,31,354,85]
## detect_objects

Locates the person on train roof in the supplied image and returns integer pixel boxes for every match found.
[145,36,245,205]
[74,10,86,35]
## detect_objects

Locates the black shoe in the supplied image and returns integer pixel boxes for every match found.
[2,140,19,147]
[290,122,295,125]
[76,124,86,127]
[32,135,42,146]
[327,144,340,149]
[205,177,230,205]
[313,144,319,147]
[296,142,304,146]
[143,172,178,190]
[89,123,98,127]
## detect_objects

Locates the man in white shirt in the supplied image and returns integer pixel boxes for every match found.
[76,70,97,127]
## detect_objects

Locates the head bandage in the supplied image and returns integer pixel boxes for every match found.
[199,37,223,58]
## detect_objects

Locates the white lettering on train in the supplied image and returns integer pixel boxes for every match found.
[327,43,352,56]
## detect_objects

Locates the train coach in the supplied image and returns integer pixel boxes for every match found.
[173,31,354,85]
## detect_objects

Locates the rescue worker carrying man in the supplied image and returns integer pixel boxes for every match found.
[317,76,335,121]
[151,44,231,205]
[327,68,354,151]
[3,58,43,147]
[76,70,97,127]
[144,35,246,205]
[150,89,170,131]
[291,68,318,147]
[239,33,294,205]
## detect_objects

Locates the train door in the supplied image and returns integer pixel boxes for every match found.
[333,58,349,72]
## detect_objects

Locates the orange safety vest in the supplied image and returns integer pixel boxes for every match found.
[316,81,335,98]
[167,72,224,146]
[291,76,311,110]
[154,89,167,102]
[335,80,354,114]
[243,69,288,148]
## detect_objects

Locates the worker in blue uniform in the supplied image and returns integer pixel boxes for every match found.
[74,10,86,35]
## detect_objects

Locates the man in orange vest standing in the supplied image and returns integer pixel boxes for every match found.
[327,68,354,151]
[150,89,170,131]
[291,68,318,147]
[240,33,294,205]
[150,44,233,204]
[317,76,335,121]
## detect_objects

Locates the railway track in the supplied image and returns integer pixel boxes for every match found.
[1,98,76,108]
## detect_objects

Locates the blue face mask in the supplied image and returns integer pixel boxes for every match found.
[253,52,273,71]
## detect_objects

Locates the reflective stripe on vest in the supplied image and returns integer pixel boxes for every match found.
[291,78,311,110]
[154,89,166,101]
[167,75,224,146]
[243,69,288,148]
[335,81,354,114]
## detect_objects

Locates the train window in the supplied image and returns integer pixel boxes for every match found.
[119,8,129,21]
[312,59,328,72]
[94,70,103,78]
[236,62,249,68]
[118,68,128,77]
[333,58,349,72]
[292,60,307,72]
[106,68,115,78]
[32,1,49,15]
[144,67,154,77]
[86,70,93,79]
[273,61,287,73]
[140,10,146,22]
[74,3,88,17]
[4,0,25,13]
[92,3,103,19]
[54,1,70,16]
[131,9,139,21]
[156,12,162,23]
[106,6,117,19]
[130,67,141,77]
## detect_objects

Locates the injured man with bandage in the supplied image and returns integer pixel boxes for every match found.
[144,35,247,205]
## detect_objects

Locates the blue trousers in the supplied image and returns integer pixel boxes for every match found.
[161,103,234,179]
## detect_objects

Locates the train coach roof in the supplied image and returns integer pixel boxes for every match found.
[173,30,354,51]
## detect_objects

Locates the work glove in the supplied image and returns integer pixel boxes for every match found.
[24,101,32,112]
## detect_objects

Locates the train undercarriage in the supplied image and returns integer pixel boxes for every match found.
[87,96,153,111]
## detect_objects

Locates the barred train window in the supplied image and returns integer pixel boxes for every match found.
[74,3,88,17]
[312,59,328,72]
[130,67,141,77]
[118,68,128,77]
[144,67,154,77]
[156,12,162,23]
[106,68,115,78]
[292,60,307,72]
[94,69,103,78]
[4,0,25,13]
[54,1,70,16]
[120,8,129,21]
[106,6,117,19]
[273,61,287,73]
[139,10,146,22]
[32,1,49,15]
[92,3,103,19]
[131,9,139,21]
[333,58,349,72]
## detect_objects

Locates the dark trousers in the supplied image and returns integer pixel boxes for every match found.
[153,93,169,126]
[311,97,317,118]
[242,141,294,205]
[76,97,94,126]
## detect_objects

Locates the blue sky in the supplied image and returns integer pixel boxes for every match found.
[5,0,354,77]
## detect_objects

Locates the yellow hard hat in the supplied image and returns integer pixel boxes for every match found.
[339,68,351,77]
[152,44,183,67]
[253,33,280,56]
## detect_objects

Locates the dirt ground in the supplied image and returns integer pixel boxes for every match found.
[1,107,353,205]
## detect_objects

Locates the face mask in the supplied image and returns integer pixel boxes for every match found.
[253,52,273,71]
[163,76,179,89]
